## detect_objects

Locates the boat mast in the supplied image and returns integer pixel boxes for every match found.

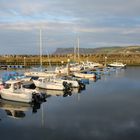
[74,42,76,61]
[39,28,43,68]
[77,36,80,61]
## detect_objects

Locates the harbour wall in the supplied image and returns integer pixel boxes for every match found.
[0,53,140,68]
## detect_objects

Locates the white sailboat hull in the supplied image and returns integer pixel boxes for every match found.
[33,80,65,91]
[73,72,96,78]
[53,78,79,88]
[24,71,57,77]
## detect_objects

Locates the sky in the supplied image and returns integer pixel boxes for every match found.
[0,0,140,54]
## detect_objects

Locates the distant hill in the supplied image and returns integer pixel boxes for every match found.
[53,46,140,54]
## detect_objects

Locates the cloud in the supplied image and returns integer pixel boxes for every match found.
[0,0,140,54]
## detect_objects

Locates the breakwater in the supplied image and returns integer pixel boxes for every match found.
[0,53,140,67]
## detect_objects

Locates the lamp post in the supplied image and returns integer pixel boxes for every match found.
[61,61,64,66]
[105,56,107,67]
[67,59,70,75]
[24,57,26,71]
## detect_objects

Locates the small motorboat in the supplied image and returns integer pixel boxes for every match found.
[33,77,72,91]
[52,77,80,88]
[0,80,46,103]
[108,62,126,68]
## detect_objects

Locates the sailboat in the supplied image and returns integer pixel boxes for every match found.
[55,36,82,74]
[24,29,57,78]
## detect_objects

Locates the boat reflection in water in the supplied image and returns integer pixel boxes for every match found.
[37,88,71,97]
[37,87,82,98]
[0,99,41,119]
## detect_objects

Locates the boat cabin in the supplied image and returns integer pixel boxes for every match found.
[4,80,23,92]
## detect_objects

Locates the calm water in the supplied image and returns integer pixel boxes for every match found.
[0,67,140,140]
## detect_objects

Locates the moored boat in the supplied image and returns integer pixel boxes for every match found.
[0,80,46,103]
[108,62,126,68]
[52,77,79,88]
[24,70,57,77]
[33,77,72,91]
[73,71,96,79]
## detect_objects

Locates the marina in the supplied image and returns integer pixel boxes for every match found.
[0,66,139,140]
[0,0,140,140]
[0,62,127,102]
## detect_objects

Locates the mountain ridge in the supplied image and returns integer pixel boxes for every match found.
[53,46,140,54]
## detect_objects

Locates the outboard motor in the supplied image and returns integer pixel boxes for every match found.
[63,81,73,92]
[63,81,67,87]
[94,72,101,80]
[32,92,42,104]
[40,92,47,102]
[32,92,46,104]
[77,80,86,90]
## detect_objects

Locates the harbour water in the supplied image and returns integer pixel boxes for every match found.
[0,67,140,140]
